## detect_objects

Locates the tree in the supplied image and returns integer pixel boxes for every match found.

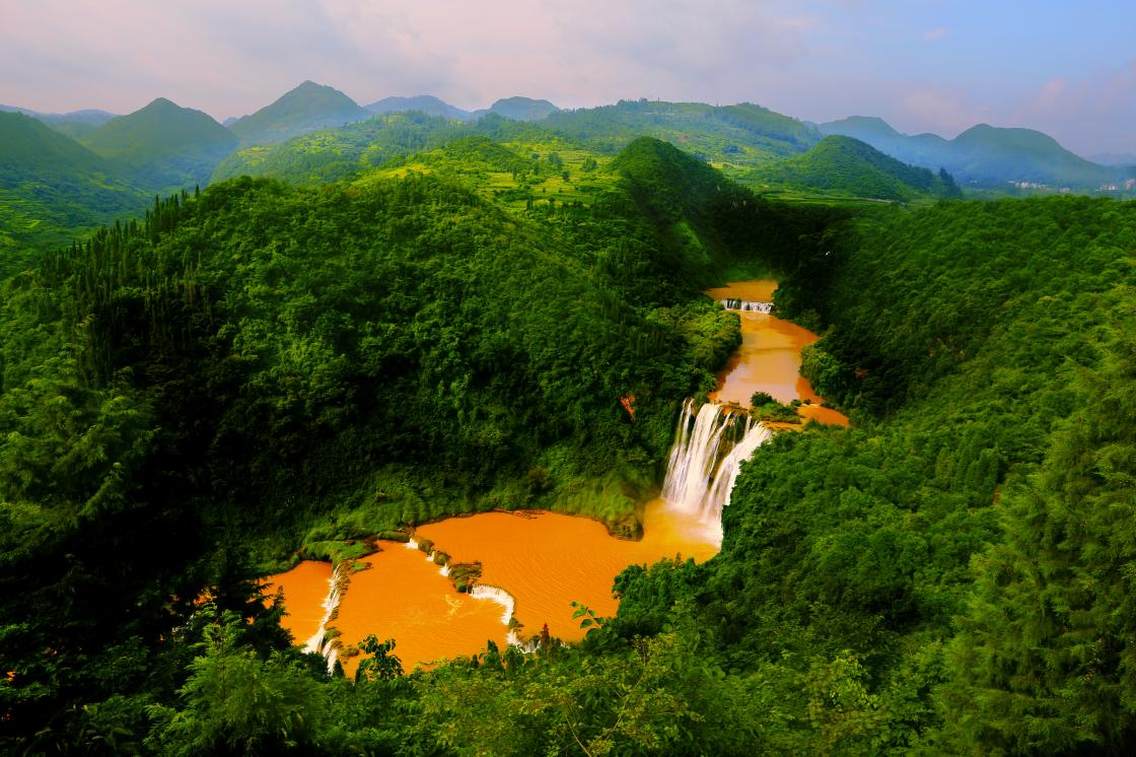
[354,636,404,682]
[939,335,1136,752]
[146,609,330,755]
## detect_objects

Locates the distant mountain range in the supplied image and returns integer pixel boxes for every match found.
[4,81,1135,257]
[818,116,1126,188]
[364,95,561,123]
[11,83,1128,192]
[0,104,117,140]
[366,95,471,120]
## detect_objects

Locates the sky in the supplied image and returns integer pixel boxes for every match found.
[1,0,1134,156]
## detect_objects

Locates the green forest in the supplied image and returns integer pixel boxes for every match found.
[2,93,1136,754]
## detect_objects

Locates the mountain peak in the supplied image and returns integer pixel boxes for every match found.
[80,96,236,186]
[143,97,181,111]
[482,96,559,122]
[821,115,901,138]
[229,81,369,146]
[291,80,333,94]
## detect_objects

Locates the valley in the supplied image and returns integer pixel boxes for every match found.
[267,279,844,676]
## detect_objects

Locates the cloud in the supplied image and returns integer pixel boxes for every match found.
[0,0,822,117]
[899,87,991,135]
[0,1,1133,153]
[1012,61,1136,154]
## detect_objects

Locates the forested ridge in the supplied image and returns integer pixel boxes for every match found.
[1,127,1135,755]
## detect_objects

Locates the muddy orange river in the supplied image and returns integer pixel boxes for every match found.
[267,280,844,673]
[262,560,332,648]
[706,281,849,427]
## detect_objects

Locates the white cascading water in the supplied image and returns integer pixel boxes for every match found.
[304,563,345,673]
[661,398,773,541]
[469,584,516,626]
[719,298,772,313]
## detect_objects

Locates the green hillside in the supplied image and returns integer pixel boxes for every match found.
[752,135,962,201]
[81,98,237,189]
[608,137,843,283]
[951,123,1116,186]
[364,132,620,214]
[0,111,107,172]
[0,111,148,261]
[229,81,371,146]
[213,112,463,184]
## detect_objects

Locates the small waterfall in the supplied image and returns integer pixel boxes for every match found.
[469,584,516,626]
[303,563,346,673]
[662,399,772,538]
[422,549,451,577]
[719,298,772,313]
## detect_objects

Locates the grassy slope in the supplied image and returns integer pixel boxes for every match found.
[361,134,618,212]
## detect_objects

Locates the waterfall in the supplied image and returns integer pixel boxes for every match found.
[661,399,772,539]
[303,563,346,673]
[422,549,451,577]
[469,584,516,626]
[719,298,772,313]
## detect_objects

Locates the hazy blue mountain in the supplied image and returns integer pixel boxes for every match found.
[228,80,371,146]
[0,104,117,140]
[365,95,471,120]
[471,96,560,121]
[81,97,237,189]
[819,116,1122,187]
